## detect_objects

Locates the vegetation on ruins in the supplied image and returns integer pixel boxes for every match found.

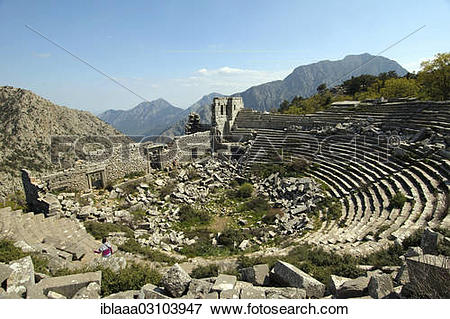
[84,221,134,240]
[250,158,311,179]
[390,192,407,209]
[0,239,50,274]
[118,238,180,264]
[278,53,450,115]
[190,263,219,279]
[178,205,211,228]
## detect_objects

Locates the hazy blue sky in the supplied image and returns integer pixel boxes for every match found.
[0,0,449,113]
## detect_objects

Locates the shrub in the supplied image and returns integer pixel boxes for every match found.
[390,192,407,209]
[130,209,147,222]
[178,205,211,228]
[0,239,27,263]
[84,221,134,240]
[262,208,284,224]
[191,264,219,279]
[217,228,248,248]
[360,244,404,268]
[101,263,161,296]
[236,183,253,198]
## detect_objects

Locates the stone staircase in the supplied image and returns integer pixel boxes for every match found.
[0,208,100,268]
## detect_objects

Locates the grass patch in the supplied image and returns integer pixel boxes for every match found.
[84,221,134,240]
[118,238,179,264]
[191,264,219,279]
[178,205,211,229]
[0,239,27,263]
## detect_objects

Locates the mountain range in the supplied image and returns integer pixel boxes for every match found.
[99,53,408,137]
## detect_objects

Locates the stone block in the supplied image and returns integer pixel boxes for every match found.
[103,290,141,299]
[73,282,101,299]
[421,228,443,255]
[240,264,270,286]
[0,263,13,284]
[329,275,350,296]
[406,254,450,298]
[264,287,306,299]
[336,276,369,299]
[212,274,237,292]
[141,283,171,299]
[185,279,213,299]
[220,288,240,299]
[270,261,325,298]
[7,256,34,293]
[368,274,394,299]
[240,286,266,299]
[160,264,191,297]
[27,271,101,299]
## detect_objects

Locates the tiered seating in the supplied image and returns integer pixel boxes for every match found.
[0,207,100,267]
[237,102,450,256]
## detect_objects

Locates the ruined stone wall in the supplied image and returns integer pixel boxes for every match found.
[30,143,148,192]
[212,97,244,137]
[160,131,211,167]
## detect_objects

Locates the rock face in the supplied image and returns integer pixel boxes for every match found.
[406,254,450,298]
[368,274,394,299]
[0,263,13,284]
[336,277,369,299]
[270,261,325,298]
[160,264,191,297]
[240,264,270,286]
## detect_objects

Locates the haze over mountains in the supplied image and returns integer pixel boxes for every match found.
[99,53,408,137]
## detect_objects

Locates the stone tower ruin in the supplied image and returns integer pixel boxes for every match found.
[211,96,244,139]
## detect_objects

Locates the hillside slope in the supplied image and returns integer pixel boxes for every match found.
[0,86,127,200]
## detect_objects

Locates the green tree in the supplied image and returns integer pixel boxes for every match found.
[417,53,450,100]
[379,78,420,98]
[317,83,327,93]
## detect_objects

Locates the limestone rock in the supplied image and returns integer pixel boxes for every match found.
[7,256,35,293]
[420,228,443,255]
[336,276,369,299]
[220,288,240,299]
[270,261,325,298]
[73,282,101,299]
[141,283,171,299]
[0,263,13,284]
[104,290,142,299]
[264,287,306,299]
[27,271,101,299]
[212,274,237,292]
[406,254,450,298]
[329,274,350,296]
[160,264,191,297]
[240,286,266,299]
[185,279,213,299]
[240,264,270,286]
[368,274,394,299]
[47,291,67,299]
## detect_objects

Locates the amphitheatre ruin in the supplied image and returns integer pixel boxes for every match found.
[1,95,449,299]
